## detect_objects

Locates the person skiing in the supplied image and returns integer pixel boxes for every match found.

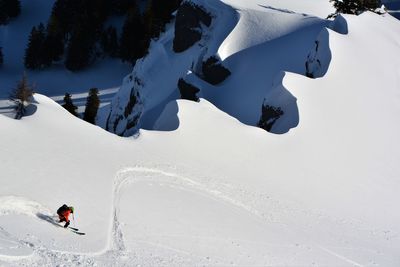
[57,204,74,228]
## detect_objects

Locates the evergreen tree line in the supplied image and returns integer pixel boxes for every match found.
[7,72,100,124]
[0,47,3,67]
[329,0,381,17]
[24,0,183,71]
[0,0,21,25]
[61,88,100,125]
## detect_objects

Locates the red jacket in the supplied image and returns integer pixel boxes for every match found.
[59,209,72,222]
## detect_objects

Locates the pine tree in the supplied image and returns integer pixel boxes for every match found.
[24,24,46,69]
[51,0,81,38]
[0,1,8,25]
[111,0,136,15]
[62,93,78,116]
[9,73,34,120]
[42,16,65,64]
[330,0,380,15]
[143,1,163,38]
[144,0,182,38]
[0,47,3,67]
[363,0,380,9]
[101,26,119,58]
[65,25,96,71]
[0,0,21,25]
[83,88,100,124]
[5,0,21,18]
[120,5,149,63]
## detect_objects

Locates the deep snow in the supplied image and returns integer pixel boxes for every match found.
[1,0,400,266]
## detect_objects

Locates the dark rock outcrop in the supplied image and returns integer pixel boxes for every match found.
[178,78,200,102]
[257,104,284,132]
[202,56,231,85]
[105,76,143,136]
[173,2,212,53]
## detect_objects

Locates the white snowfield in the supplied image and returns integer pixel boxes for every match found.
[1,0,400,266]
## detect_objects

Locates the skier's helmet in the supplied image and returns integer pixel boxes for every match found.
[70,206,74,213]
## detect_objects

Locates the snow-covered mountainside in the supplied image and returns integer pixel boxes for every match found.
[101,0,338,136]
[1,0,400,266]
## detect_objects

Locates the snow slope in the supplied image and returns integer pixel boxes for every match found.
[1,0,400,266]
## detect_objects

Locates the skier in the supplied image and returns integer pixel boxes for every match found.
[57,204,74,228]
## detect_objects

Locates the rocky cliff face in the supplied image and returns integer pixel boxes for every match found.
[101,0,336,137]
[173,2,212,53]
[101,0,218,136]
[104,73,144,136]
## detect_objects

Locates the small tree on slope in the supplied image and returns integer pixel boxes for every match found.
[83,88,100,124]
[9,73,34,120]
[62,93,78,117]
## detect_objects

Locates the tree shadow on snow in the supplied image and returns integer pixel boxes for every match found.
[24,103,38,117]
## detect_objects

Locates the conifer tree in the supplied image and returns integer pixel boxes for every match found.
[51,0,81,38]
[111,0,135,15]
[144,0,182,38]
[83,88,100,124]
[9,73,34,120]
[62,93,78,116]
[5,0,21,18]
[65,25,96,71]
[329,0,380,15]
[120,5,149,63]
[0,0,21,25]
[24,24,46,69]
[0,2,6,25]
[42,16,65,64]
[0,47,3,67]
[101,26,119,58]
[143,0,163,38]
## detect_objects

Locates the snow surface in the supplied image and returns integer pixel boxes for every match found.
[1,0,400,266]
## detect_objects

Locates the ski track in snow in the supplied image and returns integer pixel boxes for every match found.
[111,167,369,267]
[0,196,53,217]
[1,166,276,266]
[0,166,373,266]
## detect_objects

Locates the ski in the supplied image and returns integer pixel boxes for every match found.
[71,230,86,235]
[67,226,85,235]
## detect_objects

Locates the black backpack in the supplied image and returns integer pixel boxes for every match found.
[57,204,68,215]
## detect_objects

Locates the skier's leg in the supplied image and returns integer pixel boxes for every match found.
[59,215,67,223]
